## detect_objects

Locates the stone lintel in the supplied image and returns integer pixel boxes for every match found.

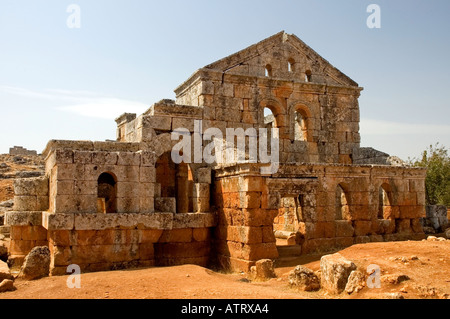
[5,211,43,226]
[40,212,216,231]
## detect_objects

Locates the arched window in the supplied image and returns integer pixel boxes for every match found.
[305,70,312,82]
[378,185,392,219]
[335,184,350,220]
[265,64,273,77]
[294,111,307,141]
[288,59,295,73]
[264,107,275,129]
[97,172,117,214]
[291,105,312,142]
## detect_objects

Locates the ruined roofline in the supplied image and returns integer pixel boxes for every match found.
[174,31,361,97]
[42,139,141,159]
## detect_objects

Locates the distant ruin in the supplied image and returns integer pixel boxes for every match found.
[5,32,427,275]
[9,146,37,156]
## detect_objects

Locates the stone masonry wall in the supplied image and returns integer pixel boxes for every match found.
[212,163,426,273]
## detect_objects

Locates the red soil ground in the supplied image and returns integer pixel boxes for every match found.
[1,240,448,300]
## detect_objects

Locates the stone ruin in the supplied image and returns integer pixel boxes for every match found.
[9,146,37,156]
[4,32,427,275]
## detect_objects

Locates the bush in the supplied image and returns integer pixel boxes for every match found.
[409,143,450,206]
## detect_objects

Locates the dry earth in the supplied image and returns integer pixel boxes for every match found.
[0,240,448,300]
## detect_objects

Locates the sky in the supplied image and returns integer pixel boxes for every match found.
[0,0,449,161]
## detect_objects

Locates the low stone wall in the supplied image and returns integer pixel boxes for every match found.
[6,211,216,275]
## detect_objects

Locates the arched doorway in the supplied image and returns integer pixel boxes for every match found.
[155,152,194,213]
[378,184,392,219]
[97,172,117,214]
[335,184,350,220]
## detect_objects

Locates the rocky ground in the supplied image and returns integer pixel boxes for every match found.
[0,239,448,299]
[0,154,44,203]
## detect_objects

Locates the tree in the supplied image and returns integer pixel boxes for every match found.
[410,143,450,206]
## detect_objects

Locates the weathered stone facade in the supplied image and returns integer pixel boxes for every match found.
[5,32,426,274]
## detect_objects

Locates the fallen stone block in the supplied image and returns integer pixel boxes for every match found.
[288,265,320,291]
[320,253,356,294]
[250,259,276,281]
[0,279,15,293]
[345,270,366,294]
[0,260,13,282]
[20,246,50,280]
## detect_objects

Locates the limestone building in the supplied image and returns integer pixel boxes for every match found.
[6,32,426,274]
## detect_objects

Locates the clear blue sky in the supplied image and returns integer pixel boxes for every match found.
[1,0,449,160]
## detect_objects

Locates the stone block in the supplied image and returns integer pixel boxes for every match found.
[91,151,118,165]
[73,151,93,164]
[140,167,156,183]
[122,165,140,182]
[353,221,373,236]
[116,197,140,213]
[139,229,163,244]
[55,181,74,196]
[54,149,74,164]
[140,151,156,167]
[215,225,263,244]
[55,164,76,181]
[14,178,49,196]
[396,219,412,234]
[42,212,75,231]
[5,212,43,226]
[144,115,172,131]
[172,117,195,132]
[73,180,97,196]
[116,182,140,198]
[20,226,47,241]
[14,195,37,211]
[117,152,141,166]
[155,198,176,213]
[193,183,210,198]
[173,213,216,228]
[239,192,261,209]
[158,229,193,243]
[196,168,212,184]
[320,253,356,294]
[335,220,354,237]
[139,196,154,214]
[155,241,210,259]
[192,228,211,242]
[193,197,210,213]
